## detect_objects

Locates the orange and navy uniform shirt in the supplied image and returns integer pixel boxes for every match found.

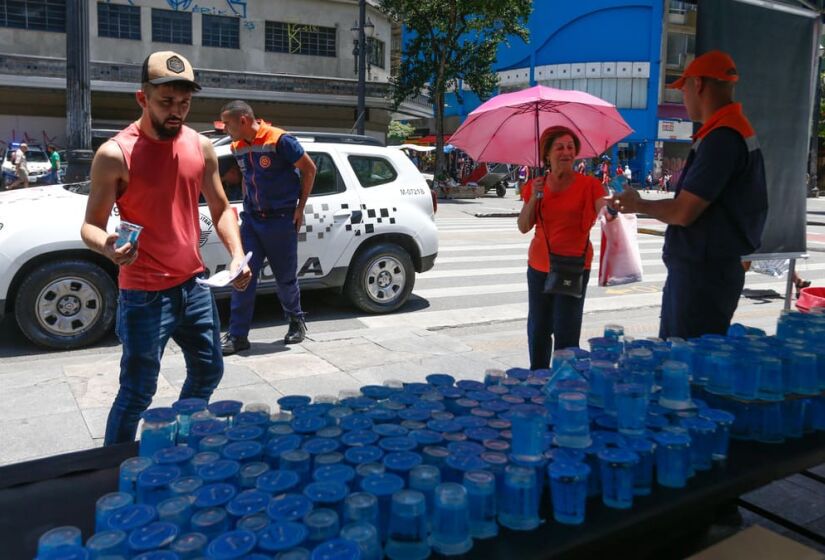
[664,103,768,261]
[521,174,606,273]
[231,121,305,214]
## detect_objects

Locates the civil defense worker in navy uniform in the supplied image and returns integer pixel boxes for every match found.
[611,51,768,339]
[219,100,317,354]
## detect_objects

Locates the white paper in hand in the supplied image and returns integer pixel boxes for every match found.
[196,252,253,288]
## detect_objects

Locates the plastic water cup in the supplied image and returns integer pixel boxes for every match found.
[756,402,785,444]
[757,356,784,401]
[139,407,178,458]
[604,324,624,341]
[498,465,539,531]
[136,465,181,506]
[705,352,735,396]
[115,220,143,248]
[681,417,716,471]
[483,369,506,386]
[310,538,361,560]
[587,361,614,407]
[190,507,230,541]
[156,496,193,530]
[37,526,82,553]
[303,481,348,519]
[615,383,648,436]
[508,407,547,457]
[106,504,156,533]
[169,532,208,559]
[199,434,229,454]
[237,512,270,534]
[385,490,431,560]
[86,530,128,558]
[789,351,819,395]
[340,522,383,560]
[654,431,690,488]
[360,473,405,542]
[95,492,133,532]
[172,398,207,445]
[206,530,257,560]
[127,521,179,555]
[118,456,153,496]
[257,521,309,555]
[382,451,423,486]
[277,547,312,560]
[601,370,621,417]
[208,399,244,425]
[239,461,270,489]
[625,437,656,496]
[463,470,498,539]
[699,409,735,460]
[659,360,692,410]
[153,445,196,476]
[731,355,760,400]
[783,399,807,438]
[554,392,591,449]
[548,460,590,525]
[598,448,639,509]
[343,492,379,529]
[431,483,473,556]
[281,449,312,487]
[303,508,340,549]
[408,464,440,529]
[227,489,270,524]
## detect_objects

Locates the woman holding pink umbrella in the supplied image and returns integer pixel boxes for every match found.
[518,126,613,370]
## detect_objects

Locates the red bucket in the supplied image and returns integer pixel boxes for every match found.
[796,287,825,313]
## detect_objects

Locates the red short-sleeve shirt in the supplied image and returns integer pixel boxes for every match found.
[521,174,606,273]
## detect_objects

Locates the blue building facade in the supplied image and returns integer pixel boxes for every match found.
[444,0,669,182]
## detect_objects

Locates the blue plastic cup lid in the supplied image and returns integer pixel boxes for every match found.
[463,469,496,491]
[395,409,430,423]
[409,429,443,447]
[313,464,356,485]
[107,504,156,531]
[699,408,735,425]
[339,397,376,411]
[266,434,303,458]
[597,447,640,466]
[447,454,487,472]
[454,415,488,429]
[269,424,295,437]
[310,537,360,560]
[365,409,397,424]
[36,546,89,560]
[235,410,270,426]
[133,552,178,560]
[301,437,341,455]
[197,459,241,482]
[205,529,256,560]
[341,430,380,448]
[153,445,195,465]
[120,456,153,474]
[481,400,511,413]
[465,390,497,402]
[137,465,181,488]
[303,508,340,535]
[625,436,656,454]
[591,430,627,448]
[86,529,127,550]
[226,489,270,517]
[681,417,716,433]
[226,425,265,442]
[403,381,431,394]
[483,439,510,452]
[447,441,485,456]
[400,420,427,431]
[240,461,270,480]
[190,419,226,437]
[510,386,542,399]
[194,482,237,508]
[343,444,384,466]
[316,426,344,440]
[141,407,177,423]
[267,494,314,522]
[549,460,591,481]
[237,512,271,533]
[169,532,208,554]
[295,403,336,418]
[191,452,221,470]
[172,398,208,415]
[127,521,179,552]
[360,472,404,496]
[426,373,456,386]
[291,415,327,434]
[39,526,81,547]
[378,436,417,452]
[372,423,409,437]
[96,491,133,510]
[223,441,263,461]
[278,395,313,412]
[546,448,585,463]
[501,395,526,406]
[437,386,465,399]
[464,427,500,442]
[339,414,374,432]
[426,419,462,433]
[304,481,348,504]
[421,446,449,461]
[455,398,480,409]
[487,419,511,430]
[470,408,496,419]
[456,380,486,392]
[281,449,311,466]
[411,399,446,412]
[430,411,455,421]
[506,367,532,380]
[258,521,309,552]
[383,451,423,472]
[257,469,301,494]
[208,400,243,417]
[157,495,191,517]
[360,385,394,399]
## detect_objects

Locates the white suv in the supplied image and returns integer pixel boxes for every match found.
[0,134,438,350]
[1,143,52,188]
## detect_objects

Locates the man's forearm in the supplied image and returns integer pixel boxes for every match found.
[297,173,314,208]
[213,206,245,258]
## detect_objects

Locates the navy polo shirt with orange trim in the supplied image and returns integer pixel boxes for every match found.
[231,121,305,214]
[663,103,768,261]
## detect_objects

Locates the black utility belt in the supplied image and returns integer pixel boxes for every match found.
[245,208,294,219]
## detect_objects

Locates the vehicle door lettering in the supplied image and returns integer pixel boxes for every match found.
[298,257,323,277]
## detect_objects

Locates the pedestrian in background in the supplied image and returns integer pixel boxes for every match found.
[612,50,768,339]
[47,144,61,184]
[7,143,28,189]
[518,126,612,370]
[218,100,317,355]
[80,51,251,445]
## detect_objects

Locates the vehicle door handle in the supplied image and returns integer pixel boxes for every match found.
[333,210,351,221]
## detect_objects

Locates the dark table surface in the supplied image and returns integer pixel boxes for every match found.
[3,433,825,560]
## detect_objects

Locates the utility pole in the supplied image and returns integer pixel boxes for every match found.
[355,0,367,135]
[65,0,93,182]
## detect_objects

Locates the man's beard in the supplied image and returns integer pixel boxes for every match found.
[150,113,184,140]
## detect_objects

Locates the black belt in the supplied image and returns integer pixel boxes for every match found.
[245,207,293,220]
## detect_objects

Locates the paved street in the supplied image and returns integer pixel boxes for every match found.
[1,189,824,465]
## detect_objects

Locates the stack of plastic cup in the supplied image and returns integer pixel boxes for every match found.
[94,492,133,532]
[127,521,179,556]
[431,483,473,556]
[699,409,735,460]
[497,465,539,531]
[156,495,193,530]
[463,470,498,539]
[706,352,735,396]
[659,361,692,410]
[598,448,639,509]
[654,431,690,488]
[385,490,430,560]
[360,473,404,542]
[624,437,655,496]
[139,408,178,458]
[340,522,382,560]
[554,392,591,449]
[681,417,716,471]
[548,460,590,525]
[303,508,340,550]
[615,383,648,436]
[37,526,82,555]
[86,530,129,558]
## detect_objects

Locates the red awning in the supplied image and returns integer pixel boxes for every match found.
[408,134,452,145]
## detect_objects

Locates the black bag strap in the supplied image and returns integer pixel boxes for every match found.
[536,181,589,259]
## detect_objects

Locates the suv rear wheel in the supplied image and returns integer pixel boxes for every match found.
[14,260,117,349]
[345,242,415,313]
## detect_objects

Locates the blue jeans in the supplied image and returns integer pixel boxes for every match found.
[526,266,591,370]
[229,211,303,337]
[104,275,223,445]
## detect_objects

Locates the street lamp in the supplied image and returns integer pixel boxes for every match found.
[351,1,375,136]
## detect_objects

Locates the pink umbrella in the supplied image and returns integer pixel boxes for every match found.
[449,85,633,167]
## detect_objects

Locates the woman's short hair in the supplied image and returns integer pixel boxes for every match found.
[540,127,581,162]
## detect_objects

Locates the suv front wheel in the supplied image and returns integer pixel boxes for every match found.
[345,242,415,313]
[14,259,117,349]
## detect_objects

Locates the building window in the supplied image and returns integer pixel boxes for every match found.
[202,14,239,49]
[265,21,337,57]
[152,8,191,45]
[367,38,385,69]
[97,2,140,40]
[0,0,66,32]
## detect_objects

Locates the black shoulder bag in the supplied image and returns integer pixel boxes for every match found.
[536,190,589,299]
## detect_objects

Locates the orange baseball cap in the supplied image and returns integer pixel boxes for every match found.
[667,50,738,89]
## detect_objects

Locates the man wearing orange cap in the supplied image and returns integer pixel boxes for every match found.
[611,50,768,339]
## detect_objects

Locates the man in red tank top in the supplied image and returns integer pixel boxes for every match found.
[81,51,251,445]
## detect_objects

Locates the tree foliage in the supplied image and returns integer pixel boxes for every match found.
[388,120,416,144]
[379,0,532,179]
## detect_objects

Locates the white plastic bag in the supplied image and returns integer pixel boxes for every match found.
[598,211,644,286]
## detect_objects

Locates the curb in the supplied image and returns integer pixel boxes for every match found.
[473,212,519,218]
